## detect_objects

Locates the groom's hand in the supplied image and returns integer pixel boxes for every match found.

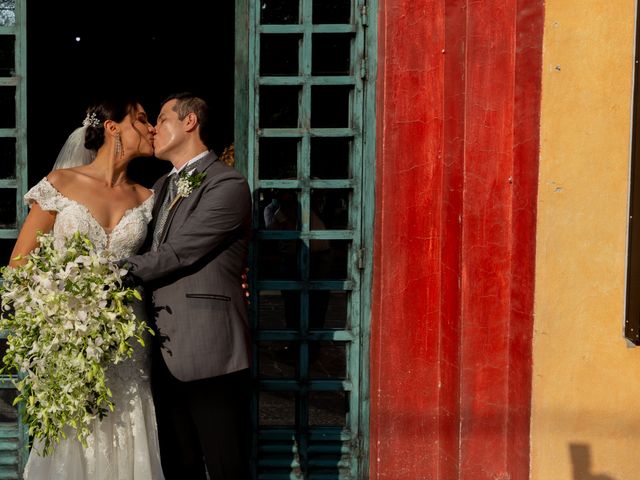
[115,259,141,288]
[241,267,250,305]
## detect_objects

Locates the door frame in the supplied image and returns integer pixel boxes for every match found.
[234,0,378,476]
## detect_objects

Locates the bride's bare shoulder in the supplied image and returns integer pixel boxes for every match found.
[46,167,84,191]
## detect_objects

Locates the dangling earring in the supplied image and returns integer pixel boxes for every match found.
[115,132,123,159]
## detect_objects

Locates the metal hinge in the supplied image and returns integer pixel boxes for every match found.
[360,4,368,27]
[360,57,368,79]
[357,247,365,270]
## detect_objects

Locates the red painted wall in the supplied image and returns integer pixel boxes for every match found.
[369,1,543,479]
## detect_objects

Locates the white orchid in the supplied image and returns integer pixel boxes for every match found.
[0,231,151,455]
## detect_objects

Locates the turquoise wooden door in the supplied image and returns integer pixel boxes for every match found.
[0,0,29,477]
[235,0,375,478]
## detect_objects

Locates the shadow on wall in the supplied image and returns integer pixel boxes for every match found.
[570,444,616,480]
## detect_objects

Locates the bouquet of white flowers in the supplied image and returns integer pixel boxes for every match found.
[0,231,151,455]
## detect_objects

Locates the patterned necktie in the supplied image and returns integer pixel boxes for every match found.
[151,173,178,251]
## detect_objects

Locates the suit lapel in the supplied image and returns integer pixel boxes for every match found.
[159,196,184,245]
[158,152,218,245]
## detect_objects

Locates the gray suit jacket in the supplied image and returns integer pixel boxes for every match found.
[124,152,252,382]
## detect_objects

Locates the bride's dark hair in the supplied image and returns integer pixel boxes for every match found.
[84,97,139,151]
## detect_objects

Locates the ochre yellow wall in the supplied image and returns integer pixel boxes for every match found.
[532,1,638,479]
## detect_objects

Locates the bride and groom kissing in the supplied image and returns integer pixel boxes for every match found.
[8,93,252,479]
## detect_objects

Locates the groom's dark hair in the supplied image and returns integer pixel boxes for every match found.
[161,92,212,149]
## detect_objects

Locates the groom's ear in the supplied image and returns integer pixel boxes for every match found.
[183,112,199,132]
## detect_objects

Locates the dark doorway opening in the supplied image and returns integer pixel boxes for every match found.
[26,1,235,188]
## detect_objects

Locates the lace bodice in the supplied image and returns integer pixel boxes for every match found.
[24,177,154,259]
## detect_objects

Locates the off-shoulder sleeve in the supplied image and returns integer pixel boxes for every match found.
[24,177,66,212]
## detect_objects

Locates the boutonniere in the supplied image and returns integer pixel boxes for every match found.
[168,169,207,210]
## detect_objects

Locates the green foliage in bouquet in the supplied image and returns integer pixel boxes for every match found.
[0,231,152,455]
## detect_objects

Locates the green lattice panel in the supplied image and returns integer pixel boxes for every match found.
[243,1,371,478]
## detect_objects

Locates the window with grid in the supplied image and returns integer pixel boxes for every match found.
[242,0,372,478]
[627,4,640,344]
[0,0,29,477]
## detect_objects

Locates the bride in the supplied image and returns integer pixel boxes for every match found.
[7,98,164,479]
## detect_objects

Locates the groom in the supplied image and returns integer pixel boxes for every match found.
[122,93,252,479]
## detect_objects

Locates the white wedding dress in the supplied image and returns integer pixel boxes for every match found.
[21,177,164,480]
